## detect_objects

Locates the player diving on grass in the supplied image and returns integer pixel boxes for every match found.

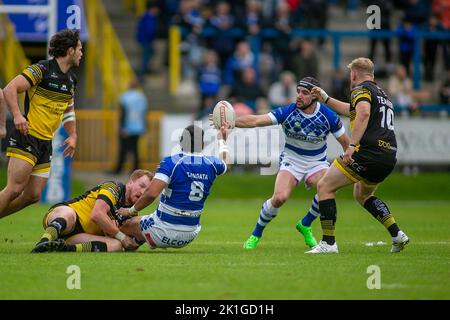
[31,170,153,253]
[115,123,231,250]
[234,77,350,249]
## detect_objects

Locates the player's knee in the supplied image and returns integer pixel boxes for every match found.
[317,178,329,196]
[22,190,42,205]
[6,185,25,200]
[107,239,124,252]
[354,188,372,206]
[272,193,289,207]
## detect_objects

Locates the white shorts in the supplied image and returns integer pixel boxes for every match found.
[139,212,201,249]
[278,151,329,188]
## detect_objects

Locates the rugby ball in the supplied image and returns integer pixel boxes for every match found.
[212,100,235,129]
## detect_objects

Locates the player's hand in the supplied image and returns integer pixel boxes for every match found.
[117,207,132,217]
[62,135,77,158]
[0,125,6,139]
[14,114,28,135]
[121,235,139,251]
[217,121,229,141]
[342,146,355,165]
[311,86,329,103]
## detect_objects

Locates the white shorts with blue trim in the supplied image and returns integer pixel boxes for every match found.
[278,150,329,188]
[139,212,201,249]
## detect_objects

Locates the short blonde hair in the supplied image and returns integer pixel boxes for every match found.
[347,57,374,76]
[130,169,154,182]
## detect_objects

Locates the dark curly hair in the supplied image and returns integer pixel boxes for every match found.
[48,29,80,58]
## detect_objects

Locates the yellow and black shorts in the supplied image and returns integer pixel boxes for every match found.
[334,150,396,185]
[42,204,85,240]
[6,128,52,178]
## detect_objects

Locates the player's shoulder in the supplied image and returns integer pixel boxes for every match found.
[204,155,222,164]
[351,81,373,95]
[319,102,339,118]
[33,59,50,73]
[99,180,123,197]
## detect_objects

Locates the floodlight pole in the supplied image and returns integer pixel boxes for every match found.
[0,1,58,58]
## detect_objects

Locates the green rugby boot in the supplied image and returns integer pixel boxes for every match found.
[243,235,260,249]
[296,221,318,248]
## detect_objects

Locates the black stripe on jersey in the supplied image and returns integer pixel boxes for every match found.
[35,87,72,103]
[97,194,115,213]
[21,73,34,87]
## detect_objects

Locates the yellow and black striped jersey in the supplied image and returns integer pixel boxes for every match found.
[350,80,397,160]
[62,181,126,235]
[21,59,77,140]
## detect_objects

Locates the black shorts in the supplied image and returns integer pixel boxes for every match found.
[334,149,396,185]
[42,204,85,240]
[6,128,52,175]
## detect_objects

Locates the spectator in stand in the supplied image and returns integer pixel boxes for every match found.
[432,0,450,71]
[396,18,416,75]
[300,0,329,45]
[289,40,319,80]
[209,1,238,69]
[330,69,350,103]
[270,1,294,72]
[403,0,431,26]
[368,0,393,65]
[237,0,264,53]
[423,15,446,81]
[388,65,419,116]
[136,2,160,79]
[439,71,450,105]
[230,67,265,112]
[268,71,297,109]
[224,41,257,87]
[197,50,222,114]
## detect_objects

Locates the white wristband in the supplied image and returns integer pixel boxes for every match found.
[319,88,329,103]
[114,231,126,241]
[218,139,229,154]
[128,205,139,216]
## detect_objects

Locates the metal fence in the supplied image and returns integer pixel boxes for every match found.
[73,110,164,171]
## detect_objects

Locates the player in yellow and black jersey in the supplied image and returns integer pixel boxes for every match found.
[308,57,409,254]
[31,170,153,253]
[0,88,6,139]
[0,29,82,220]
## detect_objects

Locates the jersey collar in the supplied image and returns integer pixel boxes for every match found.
[297,102,321,118]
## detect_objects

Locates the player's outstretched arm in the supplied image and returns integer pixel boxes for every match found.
[311,86,351,117]
[119,179,167,218]
[235,114,273,128]
[3,75,31,135]
[0,89,6,139]
[90,199,138,251]
[218,122,231,166]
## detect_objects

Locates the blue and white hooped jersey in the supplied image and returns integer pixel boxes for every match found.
[268,102,345,161]
[153,152,226,225]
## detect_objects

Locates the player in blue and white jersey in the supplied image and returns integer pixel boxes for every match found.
[235,77,350,249]
[116,124,230,249]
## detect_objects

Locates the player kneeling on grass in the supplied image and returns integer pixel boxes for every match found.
[115,124,230,250]
[31,170,153,253]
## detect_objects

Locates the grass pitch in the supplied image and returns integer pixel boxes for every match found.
[0,172,449,299]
